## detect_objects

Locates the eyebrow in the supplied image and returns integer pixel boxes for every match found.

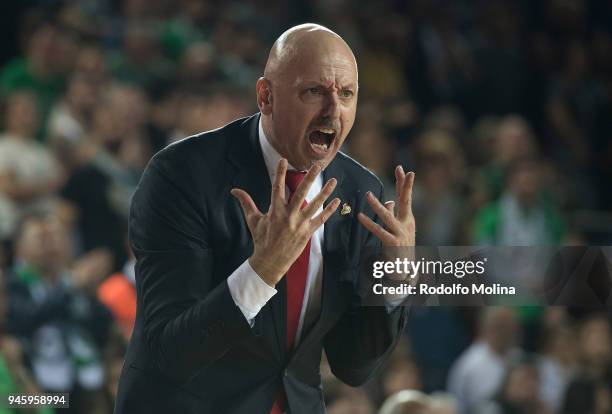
[296,79,357,89]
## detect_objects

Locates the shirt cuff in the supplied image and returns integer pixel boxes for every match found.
[227,259,277,324]
[384,292,409,313]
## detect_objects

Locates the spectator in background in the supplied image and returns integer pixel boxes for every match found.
[544,38,609,211]
[108,21,173,94]
[0,91,63,239]
[447,307,522,414]
[358,16,409,101]
[578,315,612,382]
[5,214,113,413]
[0,24,69,132]
[470,2,527,116]
[469,115,500,168]
[477,116,537,202]
[411,129,467,245]
[47,75,102,170]
[476,356,553,414]
[210,22,263,89]
[0,273,54,414]
[537,323,578,413]
[546,40,607,169]
[169,90,253,144]
[417,107,470,172]
[562,379,612,414]
[473,157,565,246]
[417,7,474,107]
[174,41,217,90]
[422,107,466,146]
[562,314,612,414]
[73,46,109,87]
[60,84,152,270]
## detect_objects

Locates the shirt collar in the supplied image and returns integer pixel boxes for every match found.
[258,117,300,182]
[257,117,323,198]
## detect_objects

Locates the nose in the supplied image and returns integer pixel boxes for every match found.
[321,92,341,120]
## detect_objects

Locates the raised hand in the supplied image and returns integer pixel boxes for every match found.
[358,166,416,246]
[231,159,340,287]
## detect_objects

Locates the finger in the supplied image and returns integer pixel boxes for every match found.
[271,158,288,209]
[395,165,405,201]
[357,212,396,244]
[397,172,415,221]
[289,164,321,211]
[384,200,395,215]
[366,191,402,234]
[301,178,337,219]
[231,188,263,231]
[310,197,340,229]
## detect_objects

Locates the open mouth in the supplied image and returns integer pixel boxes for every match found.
[308,128,336,155]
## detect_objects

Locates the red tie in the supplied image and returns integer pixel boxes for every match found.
[270,171,310,414]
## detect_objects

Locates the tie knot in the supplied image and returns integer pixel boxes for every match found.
[285,171,306,194]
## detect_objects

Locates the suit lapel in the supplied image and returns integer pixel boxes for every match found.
[227,119,355,361]
[290,156,354,359]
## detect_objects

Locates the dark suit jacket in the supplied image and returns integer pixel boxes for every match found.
[114,114,409,414]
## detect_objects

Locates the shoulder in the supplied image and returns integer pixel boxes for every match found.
[453,343,487,372]
[160,116,250,157]
[332,150,384,193]
[148,115,254,173]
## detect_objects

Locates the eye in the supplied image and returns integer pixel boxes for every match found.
[340,89,354,98]
[308,87,322,95]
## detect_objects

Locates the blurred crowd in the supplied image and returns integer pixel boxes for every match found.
[0,0,611,413]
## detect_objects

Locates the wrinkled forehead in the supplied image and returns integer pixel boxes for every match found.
[271,30,358,85]
[283,47,358,88]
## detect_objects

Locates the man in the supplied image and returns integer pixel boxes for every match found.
[115,24,416,414]
[6,214,114,412]
[0,91,63,238]
[447,307,522,414]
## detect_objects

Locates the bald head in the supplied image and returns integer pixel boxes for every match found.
[264,24,357,83]
[256,24,359,171]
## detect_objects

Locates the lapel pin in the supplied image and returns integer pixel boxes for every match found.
[340,202,351,215]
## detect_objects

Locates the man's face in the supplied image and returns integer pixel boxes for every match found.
[18,219,70,275]
[261,44,358,171]
[509,164,541,206]
[7,93,39,136]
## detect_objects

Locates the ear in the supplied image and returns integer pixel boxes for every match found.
[256,77,273,115]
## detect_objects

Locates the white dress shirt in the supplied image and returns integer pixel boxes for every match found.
[227,119,406,344]
[227,120,324,344]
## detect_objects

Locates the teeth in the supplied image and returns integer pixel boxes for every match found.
[312,143,328,151]
[318,128,335,135]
